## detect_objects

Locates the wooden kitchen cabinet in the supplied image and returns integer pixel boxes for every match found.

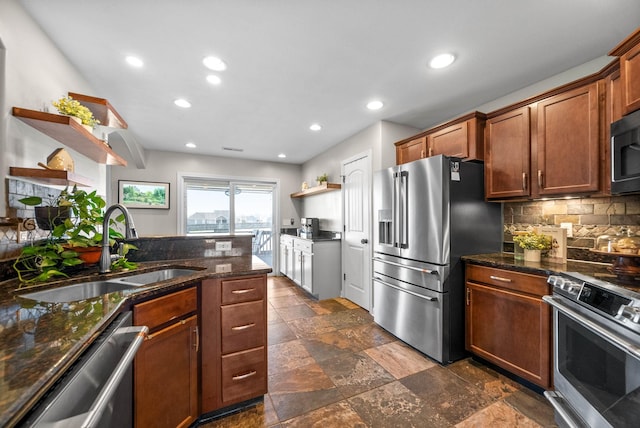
[133,287,199,428]
[426,112,486,160]
[610,27,640,115]
[201,274,267,413]
[485,80,603,200]
[395,135,427,165]
[465,264,552,389]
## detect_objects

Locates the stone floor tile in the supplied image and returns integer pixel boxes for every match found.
[324,308,373,329]
[338,322,396,351]
[448,357,520,400]
[300,330,361,362]
[268,321,297,345]
[268,340,315,375]
[280,400,367,427]
[306,298,350,315]
[348,381,450,428]
[274,304,317,321]
[269,294,304,308]
[287,315,337,338]
[504,388,558,427]
[455,401,543,427]
[401,365,494,425]
[364,340,437,379]
[318,351,395,398]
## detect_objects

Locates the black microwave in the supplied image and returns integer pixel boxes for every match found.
[611,108,640,194]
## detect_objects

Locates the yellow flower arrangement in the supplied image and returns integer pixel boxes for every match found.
[52,96,100,127]
[513,231,552,251]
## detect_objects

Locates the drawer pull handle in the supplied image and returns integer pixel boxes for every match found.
[489,275,512,283]
[231,323,256,331]
[233,370,257,381]
[232,288,255,294]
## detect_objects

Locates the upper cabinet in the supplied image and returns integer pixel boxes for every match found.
[395,112,486,165]
[485,79,604,200]
[609,27,640,115]
[12,93,128,167]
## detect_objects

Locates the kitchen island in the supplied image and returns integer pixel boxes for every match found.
[0,253,271,427]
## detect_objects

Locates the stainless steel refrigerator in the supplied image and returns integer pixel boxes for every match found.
[372,155,502,364]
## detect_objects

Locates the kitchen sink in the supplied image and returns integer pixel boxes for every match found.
[109,268,200,285]
[19,268,201,303]
[19,280,140,304]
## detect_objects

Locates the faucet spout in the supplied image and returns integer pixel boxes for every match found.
[99,204,138,273]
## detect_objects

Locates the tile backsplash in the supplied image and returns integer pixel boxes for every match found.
[503,194,640,261]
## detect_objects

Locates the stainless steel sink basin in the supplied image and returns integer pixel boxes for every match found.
[20,280,139,304]
[109,268,199,285]
[19,268,200,303]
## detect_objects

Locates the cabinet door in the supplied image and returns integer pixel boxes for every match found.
[428,120,469,159]
[279,241,288,275]
[292,249,302,285]
[300,251,313,293]
[135,315,199,428]
[621,42,640,115]
[485,107,531,199]
[396,136,427,165]
[535,82,600,196]
[465,282,551,388]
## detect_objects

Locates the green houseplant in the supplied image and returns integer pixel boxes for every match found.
[316,173,328,185]
[52,95,100,128]
[14,186,137,284]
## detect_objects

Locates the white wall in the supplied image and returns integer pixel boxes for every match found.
[108,148,302,236]
[0,0,106,217]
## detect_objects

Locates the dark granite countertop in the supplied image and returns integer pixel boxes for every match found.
[462,253,640,290]
[0,255,271,427]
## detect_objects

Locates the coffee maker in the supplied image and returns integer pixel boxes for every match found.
[299,217,319,239]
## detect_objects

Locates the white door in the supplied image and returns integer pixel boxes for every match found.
[342,152,371,310]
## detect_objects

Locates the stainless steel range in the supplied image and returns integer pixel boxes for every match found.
[543,272,640,427]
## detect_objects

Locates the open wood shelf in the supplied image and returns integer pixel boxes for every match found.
[290,182,341,198]
[12,107,127,166]
[9,167,94,187]
[68,92,128,129]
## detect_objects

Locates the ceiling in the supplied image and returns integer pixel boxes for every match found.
[17,0,640,164]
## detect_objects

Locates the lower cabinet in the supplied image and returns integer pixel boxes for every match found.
[465,264,552,389]
[133,287,199,428]
[201,274,267,413]
[283,237,341,300]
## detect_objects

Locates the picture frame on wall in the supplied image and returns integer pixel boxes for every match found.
[118,180,170,209]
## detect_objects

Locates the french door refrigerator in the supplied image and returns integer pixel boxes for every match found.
[372,155,501,364]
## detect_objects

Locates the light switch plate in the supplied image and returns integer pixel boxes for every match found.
[215,241,232,251]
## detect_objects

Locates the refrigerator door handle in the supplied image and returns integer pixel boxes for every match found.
[399,170,409,249]
[393,171,400,247]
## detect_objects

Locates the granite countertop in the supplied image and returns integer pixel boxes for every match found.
[0,255,271,427]
[462,252,640,290]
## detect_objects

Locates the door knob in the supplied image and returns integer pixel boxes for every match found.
[361,239,368,244]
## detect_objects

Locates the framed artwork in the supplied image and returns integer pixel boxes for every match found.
[118,180,170,209]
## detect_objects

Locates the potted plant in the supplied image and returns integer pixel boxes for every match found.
[19,190,71,230]
[513,231,552,262]
[14,186,138,283]
[52,95,100,129]
[316,173,328,186]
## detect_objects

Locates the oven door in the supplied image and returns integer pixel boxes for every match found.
[544,295,640,428]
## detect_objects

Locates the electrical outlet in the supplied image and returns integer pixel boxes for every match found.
[560,222,573,238]
[215,263,232,273]
[215,241,232,251]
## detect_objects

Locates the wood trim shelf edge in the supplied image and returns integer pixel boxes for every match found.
[9,167,94,187]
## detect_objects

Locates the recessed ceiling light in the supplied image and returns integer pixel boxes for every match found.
[429,53,455,69]
[203,56,227,71]
[309,123,322,131]
[125,55,144,68]
[278,153,287,158]
[174,98,191,108]
[206,74,222,85]
[367,100,384,110]
[185,142,197,148]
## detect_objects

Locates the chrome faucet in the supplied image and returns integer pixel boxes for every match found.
[99,204,138,273]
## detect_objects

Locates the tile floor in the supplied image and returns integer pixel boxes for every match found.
[203,276,557,427]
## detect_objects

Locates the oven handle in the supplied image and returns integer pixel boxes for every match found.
[373,276,437,301]
[543,295,640,360]
[543,391,583,428]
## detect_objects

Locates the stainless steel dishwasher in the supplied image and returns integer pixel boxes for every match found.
[20,311,148,427]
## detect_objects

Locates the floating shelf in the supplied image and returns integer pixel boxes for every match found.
[68,92,128,129]
[9,167,94,187]
[290,182,341,198]
[12,107,127,166]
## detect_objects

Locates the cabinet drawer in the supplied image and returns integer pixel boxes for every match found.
[221,347,267,405]
[134,287,197,331]
[221,300,265,354]
[293,238,313,253]
[280,235,293,246]
[221,276,265,304]
[466,264,549,297]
